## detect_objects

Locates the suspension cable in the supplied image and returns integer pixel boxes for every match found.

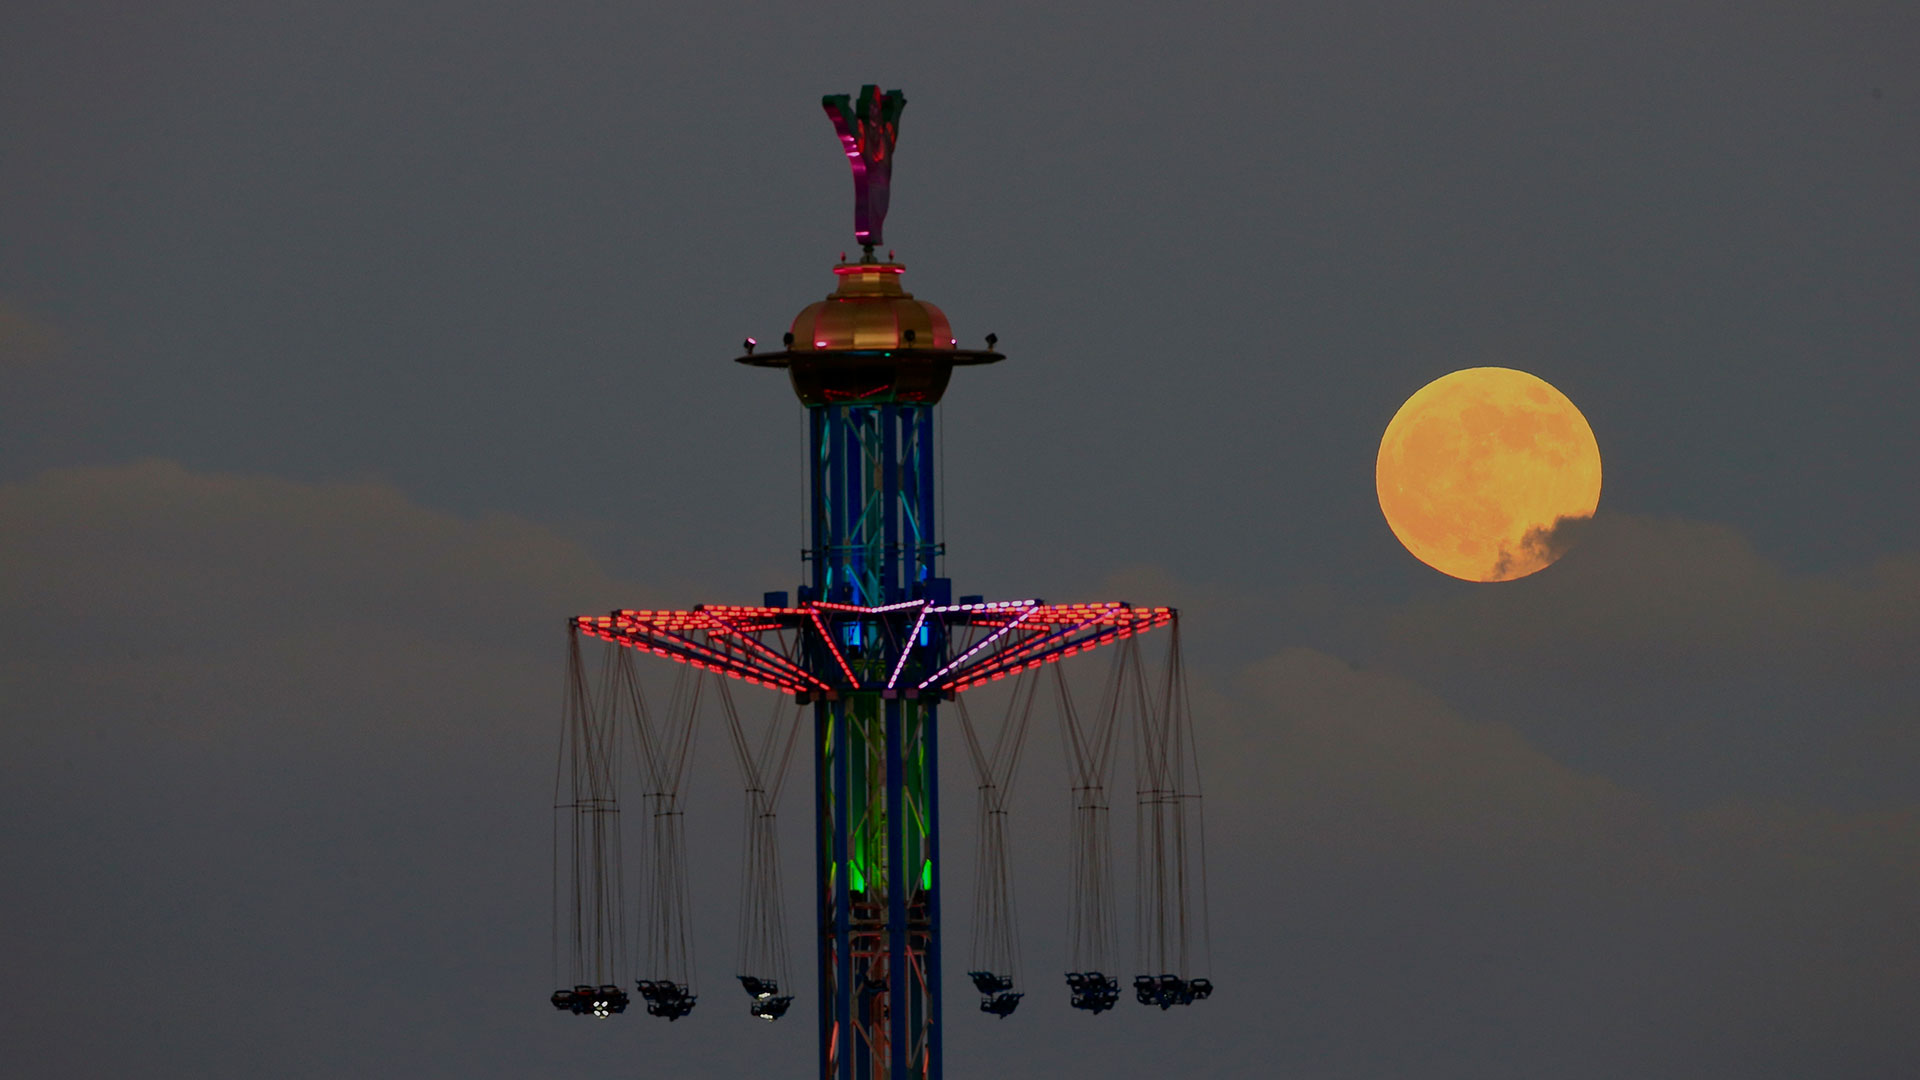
[1130,616,1213,1009]
[955,670,1039,1017]
[715,674,803,1020]
[617,651,701,1020]
[1055,649,1126,1014]
[548,629,631,1018]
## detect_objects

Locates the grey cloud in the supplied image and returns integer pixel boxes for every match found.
[0,459,649,650]
[0,460,663,742]
[1190,645,1920,1077]
[1379,512,1920,680]
[1492,511,1595,581]
[2,463,1916,1077]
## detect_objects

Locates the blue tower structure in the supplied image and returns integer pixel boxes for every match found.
[740,86,1000,1077]
[566,86,1185,1080]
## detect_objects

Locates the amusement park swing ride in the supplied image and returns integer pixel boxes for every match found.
[548,87,1212,1079]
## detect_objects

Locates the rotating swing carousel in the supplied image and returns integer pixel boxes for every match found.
[544,86,1214,1078]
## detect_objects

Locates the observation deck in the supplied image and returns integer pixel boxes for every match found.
[733,258,1002,406]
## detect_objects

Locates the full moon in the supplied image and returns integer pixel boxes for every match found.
[1376,367,1601,582]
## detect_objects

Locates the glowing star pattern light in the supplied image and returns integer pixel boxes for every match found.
[572,600,1174,698]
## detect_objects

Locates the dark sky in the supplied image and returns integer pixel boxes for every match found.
[3,2,1916,1077]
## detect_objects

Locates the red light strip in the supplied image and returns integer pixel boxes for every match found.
[576,601,1175,697]
[604,625,804,693]
[808,608,860,687]
[575,624,804,693]
[810,599,925,614]
[591,613,812,693]
[703,611,834,692]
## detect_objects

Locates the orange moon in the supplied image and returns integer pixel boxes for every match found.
[1376,367,1601,582]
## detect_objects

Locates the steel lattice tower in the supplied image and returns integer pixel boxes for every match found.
[571,86,1178,1079]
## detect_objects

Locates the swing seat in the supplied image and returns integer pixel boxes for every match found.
[738,975,781,999]
[646,994,698,1020]
[1132,974,1158,1005]
[980,991,1023,1017]
[1134,973,1193,1008]
[553,985,629,1016]
[636,978,688,1004]
[637,978,696,1018]
[1068,972,1120,1013]
[968,970,1014,995]
[751,994,794,1021]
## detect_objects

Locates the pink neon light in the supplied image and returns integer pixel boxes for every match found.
[579,600,1173,697]
[929,599,1039,615]
[938,607,1175,693]
[887,603,932,690]
[940,608,1110,688]
[919,601,1038,689]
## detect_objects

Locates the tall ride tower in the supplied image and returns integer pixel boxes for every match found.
[739,85,997,1079]
[562,86,1197,1080]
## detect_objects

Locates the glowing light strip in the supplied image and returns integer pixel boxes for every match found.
[933,610,1109,690]
[577,623,805,693]
[694,611,817,678]
[810,599,924,614]
[596,614,809,692]
[575,601,1174,696]
[918,601,1038,690]
[948,616,1172,692]
[929,600,1039,614]
[704,611,833,692]
[887,603,932,690]
[604,623,806,693]
[941,610,1175,693]
[808,609,860,687]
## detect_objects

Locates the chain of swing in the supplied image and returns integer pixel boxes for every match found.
[550,629,807,1023]
[956,669,1040,1017]
[714,675,805,1021]
[1127,621,1213,1009]
[549,630,631,1018]
[621,651,701,1019]
[1057,643,1125,1014]
[965,614,1214,1017]
[551,617,1211,1023]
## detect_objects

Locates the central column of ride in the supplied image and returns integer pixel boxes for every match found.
[811,392,942,1080]
[736,86,1004,1079]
